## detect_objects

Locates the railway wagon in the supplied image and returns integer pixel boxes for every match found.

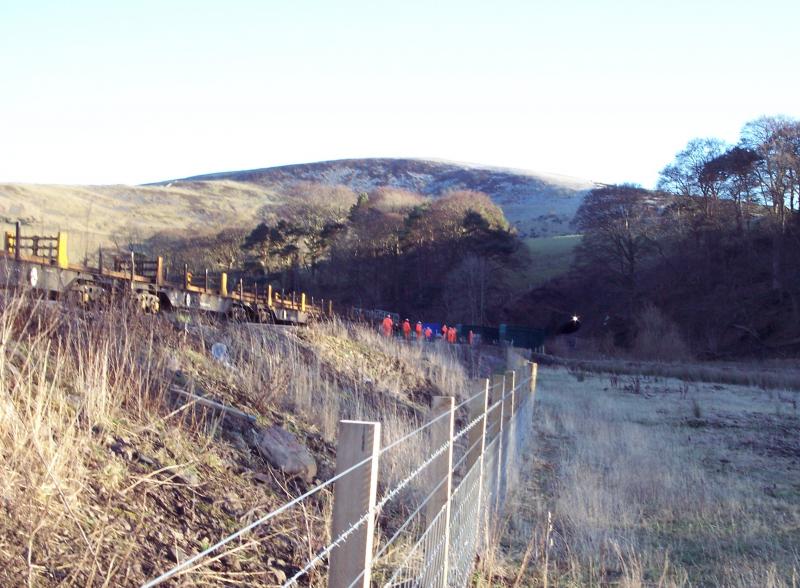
[0,223,328,325]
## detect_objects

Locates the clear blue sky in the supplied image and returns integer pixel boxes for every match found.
[1,0,798,187]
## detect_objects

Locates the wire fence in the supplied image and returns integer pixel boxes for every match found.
[142,348,538,588]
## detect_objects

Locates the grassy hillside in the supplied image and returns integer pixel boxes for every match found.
[0,159,594,261]
[0,181,276,260]
[174,158,596,239]
[524,234,582,287]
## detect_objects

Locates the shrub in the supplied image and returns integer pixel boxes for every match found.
[632,304,692,362]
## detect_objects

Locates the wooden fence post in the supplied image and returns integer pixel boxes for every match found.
[328,420,381,588]
[504,370,516,422]
[466,379,489,473]
[467,378,490,558]
[501,370,516,505]
[489,374,505,513]
[425,396,455,588]
[489,374,505,442]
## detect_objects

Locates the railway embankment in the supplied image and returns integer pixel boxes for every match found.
[0,294,471,586]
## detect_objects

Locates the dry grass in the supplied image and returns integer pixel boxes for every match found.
[536,352,800,392]
[0,180,280,259]
[501,366,800,587]
[0,291,469,586]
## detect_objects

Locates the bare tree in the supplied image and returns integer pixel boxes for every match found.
[573,185,662,315]
[740,116,800,290]
[657,137,727,217]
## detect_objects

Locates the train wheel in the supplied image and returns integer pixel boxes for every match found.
[133,292,160,314]
[64,286,91,308]
[229,305,248,323]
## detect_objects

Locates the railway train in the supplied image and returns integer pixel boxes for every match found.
[0,223,331,325]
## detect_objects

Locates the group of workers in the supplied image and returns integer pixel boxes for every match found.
[380,315,474,344]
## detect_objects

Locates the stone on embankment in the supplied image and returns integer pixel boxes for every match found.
[252,426,317,483]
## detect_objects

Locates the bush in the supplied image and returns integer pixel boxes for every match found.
[632,304,692,362]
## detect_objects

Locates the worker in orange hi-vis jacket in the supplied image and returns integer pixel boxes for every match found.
[402,318,411,340]
[415,321,423,341]
[441,324,448,339]
[448,326,456,343]
[382,315,393,338]
[424,326,433,341]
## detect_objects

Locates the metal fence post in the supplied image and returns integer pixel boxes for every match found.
[328,420,381,588]
[425,396,455,588]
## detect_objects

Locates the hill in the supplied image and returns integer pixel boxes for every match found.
[170,158,596,239]
[0,159,594,260]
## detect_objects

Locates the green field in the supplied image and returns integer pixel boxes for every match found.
[523,233,582,286]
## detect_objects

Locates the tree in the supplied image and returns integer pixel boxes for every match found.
[740,116,800,290]
[242,220,304,280]
[657,138,727,217]
[573,185,662,314]
[701,146,761,232]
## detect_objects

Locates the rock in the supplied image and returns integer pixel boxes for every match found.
[170,545,188,563]
[173,468,200,487]
[109,441,135,461]
[251,426,317,483]
[223,493,243,511]
[224,431,251,454]
[137,453,156,467]
[211,342,231,365]
[269,567,288,584]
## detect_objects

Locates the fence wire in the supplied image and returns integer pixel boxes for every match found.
[141,351,536,588]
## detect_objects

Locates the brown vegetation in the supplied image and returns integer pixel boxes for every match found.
[0,291,471,586]
[495,366,800,586]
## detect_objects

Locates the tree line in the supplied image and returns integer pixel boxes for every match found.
[143,183,529,325]
[561,115,800,356]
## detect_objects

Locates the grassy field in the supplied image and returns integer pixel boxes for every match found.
[524,234,582,286]
[498,366,800,586]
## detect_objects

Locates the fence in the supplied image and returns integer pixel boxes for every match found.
[142,348,538,588]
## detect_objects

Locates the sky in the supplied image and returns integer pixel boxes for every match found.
[1,0,798,188]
